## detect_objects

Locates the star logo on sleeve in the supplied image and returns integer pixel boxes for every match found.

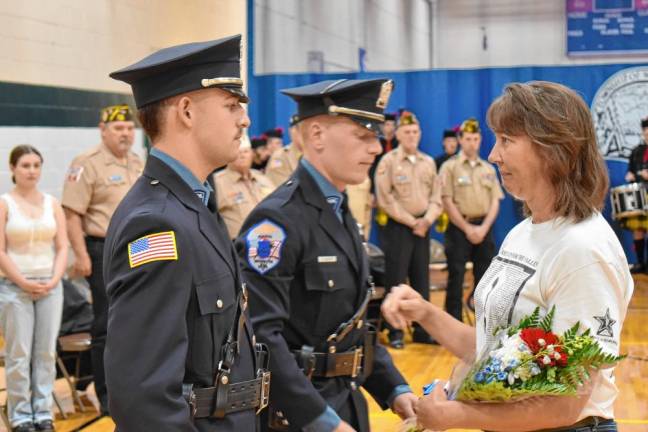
[594,308,616,338]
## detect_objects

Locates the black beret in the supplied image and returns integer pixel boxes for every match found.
[642,117,648,129]
[442,129,457,139]
[384,113,397,121]
[281,78,394,132]
[263,128,284,139]
[109,34,247,108]
[251,137,267,149]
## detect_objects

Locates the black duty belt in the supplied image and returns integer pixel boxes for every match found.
[184,372,271,418]
[184,282,271,419]
[293,347,364,378]
[293,284,377,380]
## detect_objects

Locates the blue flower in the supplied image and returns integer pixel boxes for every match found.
[474,372,486,383]
[485,375,495,384]
[497,372,507,381]
[484,366,492,374]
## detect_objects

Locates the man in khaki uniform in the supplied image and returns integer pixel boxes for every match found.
[347,176,372,240]
[439,118,503,322]
[215,136,275,239]
[61,104,142,414]
[375,111,442,348]
[265,115,303,187]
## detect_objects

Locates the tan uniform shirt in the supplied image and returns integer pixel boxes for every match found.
[215,167,275,239]
[439,153,504,218]
[346,177,372,240]
[62,144,143,237]
[375,147,442,227]
[265,143,301,187]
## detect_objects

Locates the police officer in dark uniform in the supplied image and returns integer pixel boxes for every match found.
[236,79,417,432]
[103,35,270,431]
[624,117,648,273]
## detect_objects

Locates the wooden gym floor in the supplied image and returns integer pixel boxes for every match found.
[1,269,647,432]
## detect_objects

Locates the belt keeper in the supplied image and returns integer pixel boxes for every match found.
[299,345,315,379]
[212,362,231,418]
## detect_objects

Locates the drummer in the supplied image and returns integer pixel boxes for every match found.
[624,116,648,273]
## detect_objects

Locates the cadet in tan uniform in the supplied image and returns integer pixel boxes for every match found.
[347,176,372,240]
[439,118,503,322]
[215,136,275,239]
[61,104,142,414]
[375,111,442,348]
[265,115,303,187]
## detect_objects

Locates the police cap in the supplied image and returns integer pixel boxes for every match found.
[109,34,247,108]
[281,78,394,132]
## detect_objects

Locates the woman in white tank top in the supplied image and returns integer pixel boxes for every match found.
[0,145,68,432]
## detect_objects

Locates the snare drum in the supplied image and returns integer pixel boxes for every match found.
[610,182,648,220]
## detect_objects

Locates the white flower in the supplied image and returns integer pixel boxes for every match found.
[507,371,516,385]
[542,356,551,365]
[553,352,561,360]
[538,338,546,347]
[547,345,554,354]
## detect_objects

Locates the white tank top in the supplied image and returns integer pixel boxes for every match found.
[1,193,57,278]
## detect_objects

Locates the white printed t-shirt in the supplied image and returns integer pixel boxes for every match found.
[474,213,633,420]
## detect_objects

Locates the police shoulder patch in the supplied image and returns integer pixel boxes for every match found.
[66,166,84,182]
[245,219,286,274]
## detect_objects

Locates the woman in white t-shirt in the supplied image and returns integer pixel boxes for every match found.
[0,145,68,432]
[382,81,633,432]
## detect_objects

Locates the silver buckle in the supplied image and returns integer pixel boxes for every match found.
[188,390,197,417]
[351,347,363,378]
[257,370,271,414]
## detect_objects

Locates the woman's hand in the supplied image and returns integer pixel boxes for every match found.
[413,382,455,431]
[18,279,49,300]
[381,284,432,329]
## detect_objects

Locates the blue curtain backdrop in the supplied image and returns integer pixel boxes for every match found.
[246,61,648,260]
[246,5,648,258]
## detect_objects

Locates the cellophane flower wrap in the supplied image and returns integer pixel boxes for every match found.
[399,306,625,432]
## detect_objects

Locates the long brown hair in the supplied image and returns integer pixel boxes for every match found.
[9,144,43,184]
[487,81,608,222]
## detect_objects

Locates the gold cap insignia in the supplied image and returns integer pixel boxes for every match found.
[376,80,394,109]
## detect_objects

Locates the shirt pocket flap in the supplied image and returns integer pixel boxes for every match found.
[304,260,347,292]
[195,272,236,315]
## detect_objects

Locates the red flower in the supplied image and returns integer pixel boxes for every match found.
[520,328,559,354]
[553,346,569,367]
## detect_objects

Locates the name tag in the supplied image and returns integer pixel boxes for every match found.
[457,176,472,186]
[317,256,338,264]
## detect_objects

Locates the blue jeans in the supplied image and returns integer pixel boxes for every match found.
[555,419,617,432]
[0,278,62,427]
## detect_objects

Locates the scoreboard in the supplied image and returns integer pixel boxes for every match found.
[567,0,648,55]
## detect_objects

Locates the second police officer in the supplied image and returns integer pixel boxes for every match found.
[103,35,270,431]
[236,79,417,432]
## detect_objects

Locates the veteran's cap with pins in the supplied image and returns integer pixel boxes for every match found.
[280,78,394,132]
[109,34,247,109]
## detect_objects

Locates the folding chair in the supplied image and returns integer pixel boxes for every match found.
[56,332,93,413]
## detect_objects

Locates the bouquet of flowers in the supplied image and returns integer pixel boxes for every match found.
[399,306,624,432]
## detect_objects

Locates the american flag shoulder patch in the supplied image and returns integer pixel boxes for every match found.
[128,231,178,268]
